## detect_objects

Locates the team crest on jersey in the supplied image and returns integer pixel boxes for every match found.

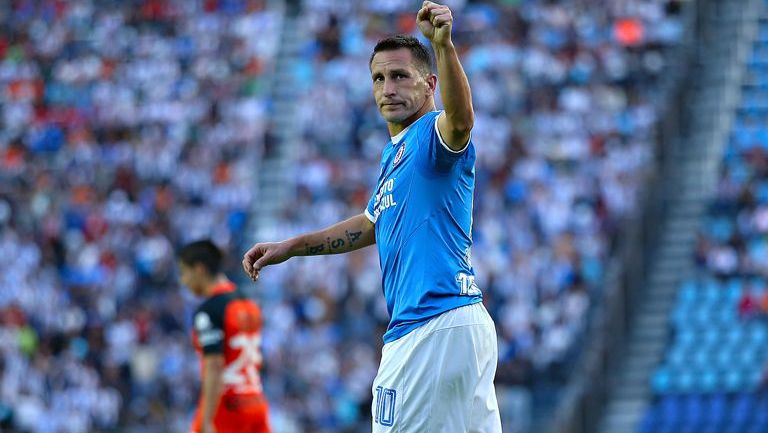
[195,312,212,331]
[393,143,406,167]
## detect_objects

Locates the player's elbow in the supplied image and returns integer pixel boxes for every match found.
[448,112,474,136]
[449,120,473,140]
[456,119,474,136]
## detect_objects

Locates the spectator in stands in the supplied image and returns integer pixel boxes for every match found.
[738,288,760,319]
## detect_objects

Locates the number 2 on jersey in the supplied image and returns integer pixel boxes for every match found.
[222,333,263,394]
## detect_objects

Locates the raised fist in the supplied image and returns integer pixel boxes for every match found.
[417,1,453,46]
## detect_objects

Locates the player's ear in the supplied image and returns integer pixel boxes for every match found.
[426,73,437,95]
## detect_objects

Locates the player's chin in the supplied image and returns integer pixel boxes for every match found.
[379,107,409,123]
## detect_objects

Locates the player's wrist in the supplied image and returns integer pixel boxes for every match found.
[281,238,300,257]
[431,39,455,52]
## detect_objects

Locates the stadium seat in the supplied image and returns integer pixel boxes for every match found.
[705,393,728,424]
[638,412,656,433]
[700,370,719,393]
[667,346,688,367]
[724,370,748,392]
[677,371,698,393]
[726,280,744,302]
[715,348,737,369]
[653,368,673,394]
[681,395,706,425]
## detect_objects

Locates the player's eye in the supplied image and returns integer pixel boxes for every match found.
[373,75,384,82]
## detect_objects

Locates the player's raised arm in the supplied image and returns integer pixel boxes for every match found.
[417,1,474,151]
[242,213,375,280]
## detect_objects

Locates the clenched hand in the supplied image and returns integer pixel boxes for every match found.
[417,1,454,46]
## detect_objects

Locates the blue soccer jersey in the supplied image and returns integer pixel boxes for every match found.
[365,110,482,343]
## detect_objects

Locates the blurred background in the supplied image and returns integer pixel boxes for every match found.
[3,0,767,432]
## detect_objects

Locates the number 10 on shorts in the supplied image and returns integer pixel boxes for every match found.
[374,386,396,427]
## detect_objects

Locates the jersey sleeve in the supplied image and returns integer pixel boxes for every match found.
[365,190,377,224]
[193,302,225,355]
[420,111,472,172]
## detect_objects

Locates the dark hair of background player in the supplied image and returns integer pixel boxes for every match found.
[178,240,224,275]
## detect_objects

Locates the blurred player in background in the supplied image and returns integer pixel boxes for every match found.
[178,240,270,433]
[242,1,501,431]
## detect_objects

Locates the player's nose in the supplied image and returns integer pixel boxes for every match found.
[382,78,397,96]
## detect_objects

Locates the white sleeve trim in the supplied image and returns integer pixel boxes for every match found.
[434,111,471,154]
[364,208,376,224]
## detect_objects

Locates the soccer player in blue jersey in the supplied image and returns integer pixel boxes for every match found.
[242,1,502,431]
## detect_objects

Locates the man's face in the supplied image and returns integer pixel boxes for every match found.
[178,261,203,296]
[370,48,436,124]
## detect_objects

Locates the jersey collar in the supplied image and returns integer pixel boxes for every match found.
[390,125,410,146]
[389,111,435,146]
[210,281,236,296]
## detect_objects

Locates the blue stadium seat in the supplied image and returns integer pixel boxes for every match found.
[753,394,768,424]
[676,371,697,393]
[706,393,728,424]
[659,394,685,423]
[681,395,706,425]
[755,180,768,204]
[693,350,714,369]
[702,329,722,347]
[724,370,748,392]
[723,422,747,433]
[700,370,719,393]
[736,347,759,367]
[725,327,747,346]
[651,424,675,433]
[748,370,764,389]
[731,393,754,424]
[679,280,699,302]
[702,282,722,304]
[726,279,744,302]
[757,27,768,43]
[637,416,655,433]
[700,426,723,433]
[652,368,673,394]
[715,307,739,325]
[693,309,717,328]
[677,330,698,347]
[747,324,768,345]
[716,348,737,369]
[678,423,697,433]
[667,347,687,367]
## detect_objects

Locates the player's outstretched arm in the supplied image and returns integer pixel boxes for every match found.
[242,213,375,280]
[417,1,474,151]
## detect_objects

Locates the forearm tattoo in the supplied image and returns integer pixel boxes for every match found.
[303,230,364,255]
[305,243,325,255]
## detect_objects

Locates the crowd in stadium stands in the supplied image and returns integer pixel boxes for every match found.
[692,31,768,390]
[699,158,768,282]
[0,0,280,431]
[707,115,768,319]
[0,0,682,432]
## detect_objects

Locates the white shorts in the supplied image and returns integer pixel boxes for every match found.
[371,302,502,433]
